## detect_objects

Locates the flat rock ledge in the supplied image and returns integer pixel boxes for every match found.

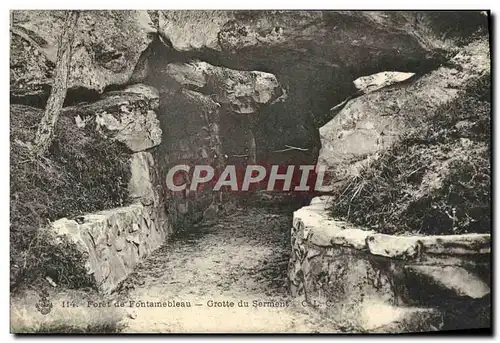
[288,196,491,332]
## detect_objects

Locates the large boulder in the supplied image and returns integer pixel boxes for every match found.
[128,151,157,205]
[353,71,415,94]
[66,84,162,152]
[164,61,283,114]
[318,38,490,184]
[158,10,235,52]
[152,11,488,161]
[10,10,156,97]
[155,88,223,226]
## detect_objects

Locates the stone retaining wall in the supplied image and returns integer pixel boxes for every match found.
[52,202,171,294]
[50,149,171,294]
[288,196,491,332]
[47,85,173,294]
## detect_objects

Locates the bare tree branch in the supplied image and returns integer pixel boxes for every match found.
[272,145,310,153]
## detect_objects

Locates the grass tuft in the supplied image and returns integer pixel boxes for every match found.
[328,74,491,235]
[10,104,132,290]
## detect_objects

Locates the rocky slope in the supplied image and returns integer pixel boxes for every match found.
[319,38,490,183]
[318,37,491,236]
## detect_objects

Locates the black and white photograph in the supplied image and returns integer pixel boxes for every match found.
[8,9,491,334]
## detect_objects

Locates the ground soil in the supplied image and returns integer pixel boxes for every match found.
[114,205,340,333]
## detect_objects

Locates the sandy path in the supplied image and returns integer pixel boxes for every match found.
[117,206,339,333]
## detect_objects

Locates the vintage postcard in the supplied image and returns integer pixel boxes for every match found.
[10,10,491,334]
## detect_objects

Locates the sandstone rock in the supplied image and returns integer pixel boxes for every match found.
[293,206,342,245]
[110,84,160,110]
[10,32,53,99]
[353,71,415,94]
[65,84,162,152]
[128,152,156,204]
[318,39,490,182]
[151,12,487,142]
[158,11,485,70]
[289,196,491,332]
[366,234,422,260]
[51,218,88,253]
[164,61,283,114]
[304,246,396,326]
[156,88,222,228]
[293,197,373,249]
[153,12,474,140]
[158,88,220,163]
[158,10,235,51]
[330,229,372,250]
[10,10,156,95]
[419,233,491,255]
[96,109,160,152]
[406,265,490,299]
[365,232,491,260]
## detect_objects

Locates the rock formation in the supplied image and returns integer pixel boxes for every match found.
[318,39,490,185]
[11,10,156,95]
[289,196,490,332]
[10,10,490,304]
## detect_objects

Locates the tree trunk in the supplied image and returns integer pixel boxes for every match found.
[31,10,79,157]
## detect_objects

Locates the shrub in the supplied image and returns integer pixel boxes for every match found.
[14,227,95,291]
